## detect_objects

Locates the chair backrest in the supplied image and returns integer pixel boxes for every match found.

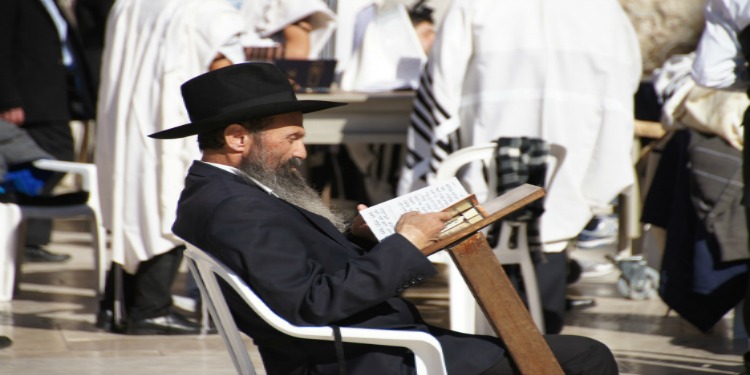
[183,243,448,375]
[433,141,566,334]
[17,159,107,298]
[434,142,566,194]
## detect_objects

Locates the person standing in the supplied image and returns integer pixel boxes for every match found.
[397,0,642,334]
[690,0,750,370]
[94,0,247,334]
[0,0,96,262]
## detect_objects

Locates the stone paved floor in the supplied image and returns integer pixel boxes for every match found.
[0,222,746,374]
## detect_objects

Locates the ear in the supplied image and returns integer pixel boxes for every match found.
[224,124,250,153]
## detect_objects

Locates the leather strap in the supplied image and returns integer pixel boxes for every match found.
[331,325,347,375]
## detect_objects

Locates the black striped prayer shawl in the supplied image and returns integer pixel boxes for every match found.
[489,137,548,259]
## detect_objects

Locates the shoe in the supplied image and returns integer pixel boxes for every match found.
[566,297,596,311]
[126,311,202,335]
[0,336,11,350]
[24,245,71,263]
[577,258,615,279]
[576,215,618,249]
[95,308,126,333]
[95,308,113,331]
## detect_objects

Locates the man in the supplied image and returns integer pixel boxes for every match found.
[0,0,96,262]
[397,0,642,333]
[152,62,618,374]
[94,0,247,334]
[691,0,750,370]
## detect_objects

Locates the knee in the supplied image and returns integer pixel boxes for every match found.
[572,336,618,374]
[587,338,619,374]
[547,335,618,374]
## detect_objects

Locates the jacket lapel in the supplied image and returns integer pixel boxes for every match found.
[189,161,352,249]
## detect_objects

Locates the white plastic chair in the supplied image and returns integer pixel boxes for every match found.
[14,159,107,297]
[183,243,448,375]
[433,142,566,335]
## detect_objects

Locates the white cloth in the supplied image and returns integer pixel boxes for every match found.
[240,0,336,58]
[0,203,21,302]
[655,53,746,150]
[653,53,697,128]
[333,0,377,77]
[339,4,427,92]
[95,0,245,273]
[397,0,642,247]
[691,0,750,91]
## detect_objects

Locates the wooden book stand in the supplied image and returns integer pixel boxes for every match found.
[421,184,564,374]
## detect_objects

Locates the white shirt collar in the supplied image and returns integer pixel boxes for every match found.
[199,161,279,198]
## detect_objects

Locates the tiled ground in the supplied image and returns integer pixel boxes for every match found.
[0,223,746,374]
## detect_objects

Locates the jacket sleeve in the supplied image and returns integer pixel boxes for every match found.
[204,194,438,326]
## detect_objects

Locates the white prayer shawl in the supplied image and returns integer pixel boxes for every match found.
[96,0,245,273]
[656,53,746,150]
[398,0,642,246]
[691,0,750,91]
[240,0,336,58]
[339,4,427,92]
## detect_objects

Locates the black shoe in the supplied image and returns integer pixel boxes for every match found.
[95,308,113,331]
[126,311,202,335]
[95,308,126,333]
[0,336,11,350]
[24,245,71,263]
[565,297,596,311]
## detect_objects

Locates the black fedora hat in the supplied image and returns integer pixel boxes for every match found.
[149,62,345,139]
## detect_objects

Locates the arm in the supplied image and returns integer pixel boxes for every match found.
[209,53,233,71]
[282,20,311,59]
[692,0,750,90]
[205,195,448,326]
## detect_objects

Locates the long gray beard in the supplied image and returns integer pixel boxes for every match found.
[238,156,349,233]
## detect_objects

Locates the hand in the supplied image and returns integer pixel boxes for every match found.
[209,53,232,71]
[395,211,453,249]
[0,107,24,125]
[350,204,377,242]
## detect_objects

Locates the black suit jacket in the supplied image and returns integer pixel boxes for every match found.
[0,0,95,123]
[173,161,504,375]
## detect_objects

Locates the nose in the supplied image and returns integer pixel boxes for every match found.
[292,141,307,160]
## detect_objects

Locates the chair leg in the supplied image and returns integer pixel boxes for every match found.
[0,206,22,302]
[519,256,545,333]
[448,261,476,334]
[112,263,127,330]
[13,219,28,299]
[88,216,107,298]
[495,222,546,333]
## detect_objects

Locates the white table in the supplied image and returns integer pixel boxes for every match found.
[298,91,414,144]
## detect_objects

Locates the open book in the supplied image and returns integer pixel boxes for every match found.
[360,178,545,254]
[360,177,486,241]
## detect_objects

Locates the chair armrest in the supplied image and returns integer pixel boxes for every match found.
[32,159,98,193]
[339,326,447,372]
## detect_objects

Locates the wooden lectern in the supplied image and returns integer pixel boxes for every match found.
[421,184,564,374]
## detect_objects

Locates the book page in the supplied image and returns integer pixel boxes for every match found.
[360,177,469,241]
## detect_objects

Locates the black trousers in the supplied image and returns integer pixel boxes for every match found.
[506,251,568,335]
[100,245,185,321]
[479,334,619,374]
[21,121,75,246]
